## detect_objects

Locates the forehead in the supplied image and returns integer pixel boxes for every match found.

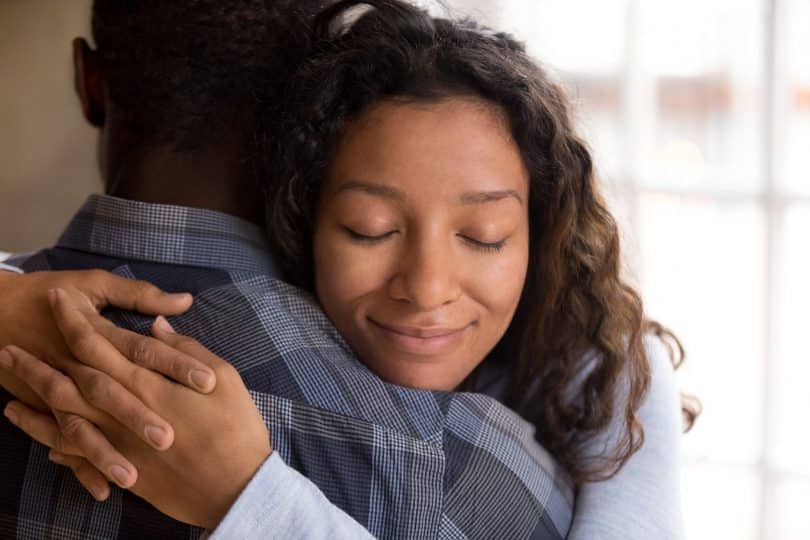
[328,97,529,200]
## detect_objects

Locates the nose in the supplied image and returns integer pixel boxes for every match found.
[388,234,462,310]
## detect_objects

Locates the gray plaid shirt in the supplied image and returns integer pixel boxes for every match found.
[0,195,573,539]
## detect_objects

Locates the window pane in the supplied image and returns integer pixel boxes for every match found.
[523,0,628,183]
[771,204,810,472]
[445,0,629,183]
[638,193,765,463]
[683,463,759,540]
[771,475,810,540]
[781,0,810,195]
[634,0,766,193]
[435,0,629,76]
[521,0,629,77]
[563,78,626,185]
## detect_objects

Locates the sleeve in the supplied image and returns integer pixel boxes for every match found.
[202,451,376,540]
[0,262,23,274]
[567,336,685,540]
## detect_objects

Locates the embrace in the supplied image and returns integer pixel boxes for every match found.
[0,1,697,538]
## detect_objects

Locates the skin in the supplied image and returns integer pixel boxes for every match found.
[314,98,530,391]
[72,37,262,223]
[0,271,198,448]
[1,289,270,528]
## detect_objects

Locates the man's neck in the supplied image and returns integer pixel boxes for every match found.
[105,144,262,225]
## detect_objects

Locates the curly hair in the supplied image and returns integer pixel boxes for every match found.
[260,0,699,483]
[91,0,332,150]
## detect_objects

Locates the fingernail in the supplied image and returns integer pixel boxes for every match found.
[49,451,66,464]
[189,369,214,392]
[154,316,175,334]
[95,484,110,501]
[145,425,171,449]
[170,293,192,303]
[4,404,19,425]
[0,349,12,369]
[48,288,59,307]
[109,464,132,487]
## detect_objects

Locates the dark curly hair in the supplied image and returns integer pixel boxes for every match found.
[91,0,332,150]
[260,0,699,483]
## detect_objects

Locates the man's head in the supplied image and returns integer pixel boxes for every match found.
[76,0,327,207]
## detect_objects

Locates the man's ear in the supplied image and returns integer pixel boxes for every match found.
[73,37,106,127]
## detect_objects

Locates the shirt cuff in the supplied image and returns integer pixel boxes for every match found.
[0,262,23,274]
[204,451,373,540]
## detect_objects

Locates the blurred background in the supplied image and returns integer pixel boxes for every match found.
[435,1,809,539]
[0,0,96,255]
[1,0,808,538]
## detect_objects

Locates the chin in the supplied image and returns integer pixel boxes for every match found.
[361,352,469,392]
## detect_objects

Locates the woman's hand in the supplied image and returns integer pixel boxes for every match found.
[1,289,272,529]
[0,270,217,451]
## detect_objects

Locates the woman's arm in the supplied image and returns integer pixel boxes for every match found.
[2,290,374,537]
[204,453,374,539]
[568,336,684,540]
[0,270,214,450]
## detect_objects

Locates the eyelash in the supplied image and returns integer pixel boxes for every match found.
[459,235,507,253]
[344,228,397,243]
[343,228,506,253]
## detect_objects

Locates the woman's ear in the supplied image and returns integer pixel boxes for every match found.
[72,37,106,127]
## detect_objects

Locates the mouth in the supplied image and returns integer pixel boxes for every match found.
[368,318,474,356]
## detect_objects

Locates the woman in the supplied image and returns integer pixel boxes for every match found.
[0,0,696,536]
[260,0,696,483]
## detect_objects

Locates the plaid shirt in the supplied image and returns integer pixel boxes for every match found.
[0,195,574,539]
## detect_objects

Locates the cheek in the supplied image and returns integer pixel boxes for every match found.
[465,245,529,320]
[313,226,392,314]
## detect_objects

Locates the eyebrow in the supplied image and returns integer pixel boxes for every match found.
[334,180,523,205]
[334,180,406,201]
[459,189,523,205]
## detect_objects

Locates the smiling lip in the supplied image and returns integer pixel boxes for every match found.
[368,319,472,356]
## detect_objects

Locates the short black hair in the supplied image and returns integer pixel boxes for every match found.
[91,0,329,150]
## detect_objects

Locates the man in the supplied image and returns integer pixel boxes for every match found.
[0,1,573,538]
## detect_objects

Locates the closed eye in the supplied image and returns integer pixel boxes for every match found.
[344,227,398,243]
[459,234,507,253]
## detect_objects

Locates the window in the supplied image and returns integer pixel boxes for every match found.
[430,0,809,537]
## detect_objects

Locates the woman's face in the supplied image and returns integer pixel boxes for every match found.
[313,98,530,391]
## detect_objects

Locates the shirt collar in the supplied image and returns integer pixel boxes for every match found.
[57,194,277,275]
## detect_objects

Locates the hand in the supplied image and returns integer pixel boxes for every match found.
[0,271,217,451]
[1,290,272,529]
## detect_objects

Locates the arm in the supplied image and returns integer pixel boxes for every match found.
[0,270,213,449]
[2,291,374,537]
[203,453,374,539]
[0,268,41,407]
[568,336,684,540]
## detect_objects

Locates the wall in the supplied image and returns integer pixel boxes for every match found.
[0,0,97,254]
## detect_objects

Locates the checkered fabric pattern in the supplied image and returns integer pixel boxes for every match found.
[0,195,574,539]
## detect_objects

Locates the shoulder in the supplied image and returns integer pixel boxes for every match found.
[569,334,685,539]
[640,334,681,417]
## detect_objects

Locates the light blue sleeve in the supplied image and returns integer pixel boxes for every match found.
[203,451,375,540]
[568,336,685,540]
[0,262,23,274]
